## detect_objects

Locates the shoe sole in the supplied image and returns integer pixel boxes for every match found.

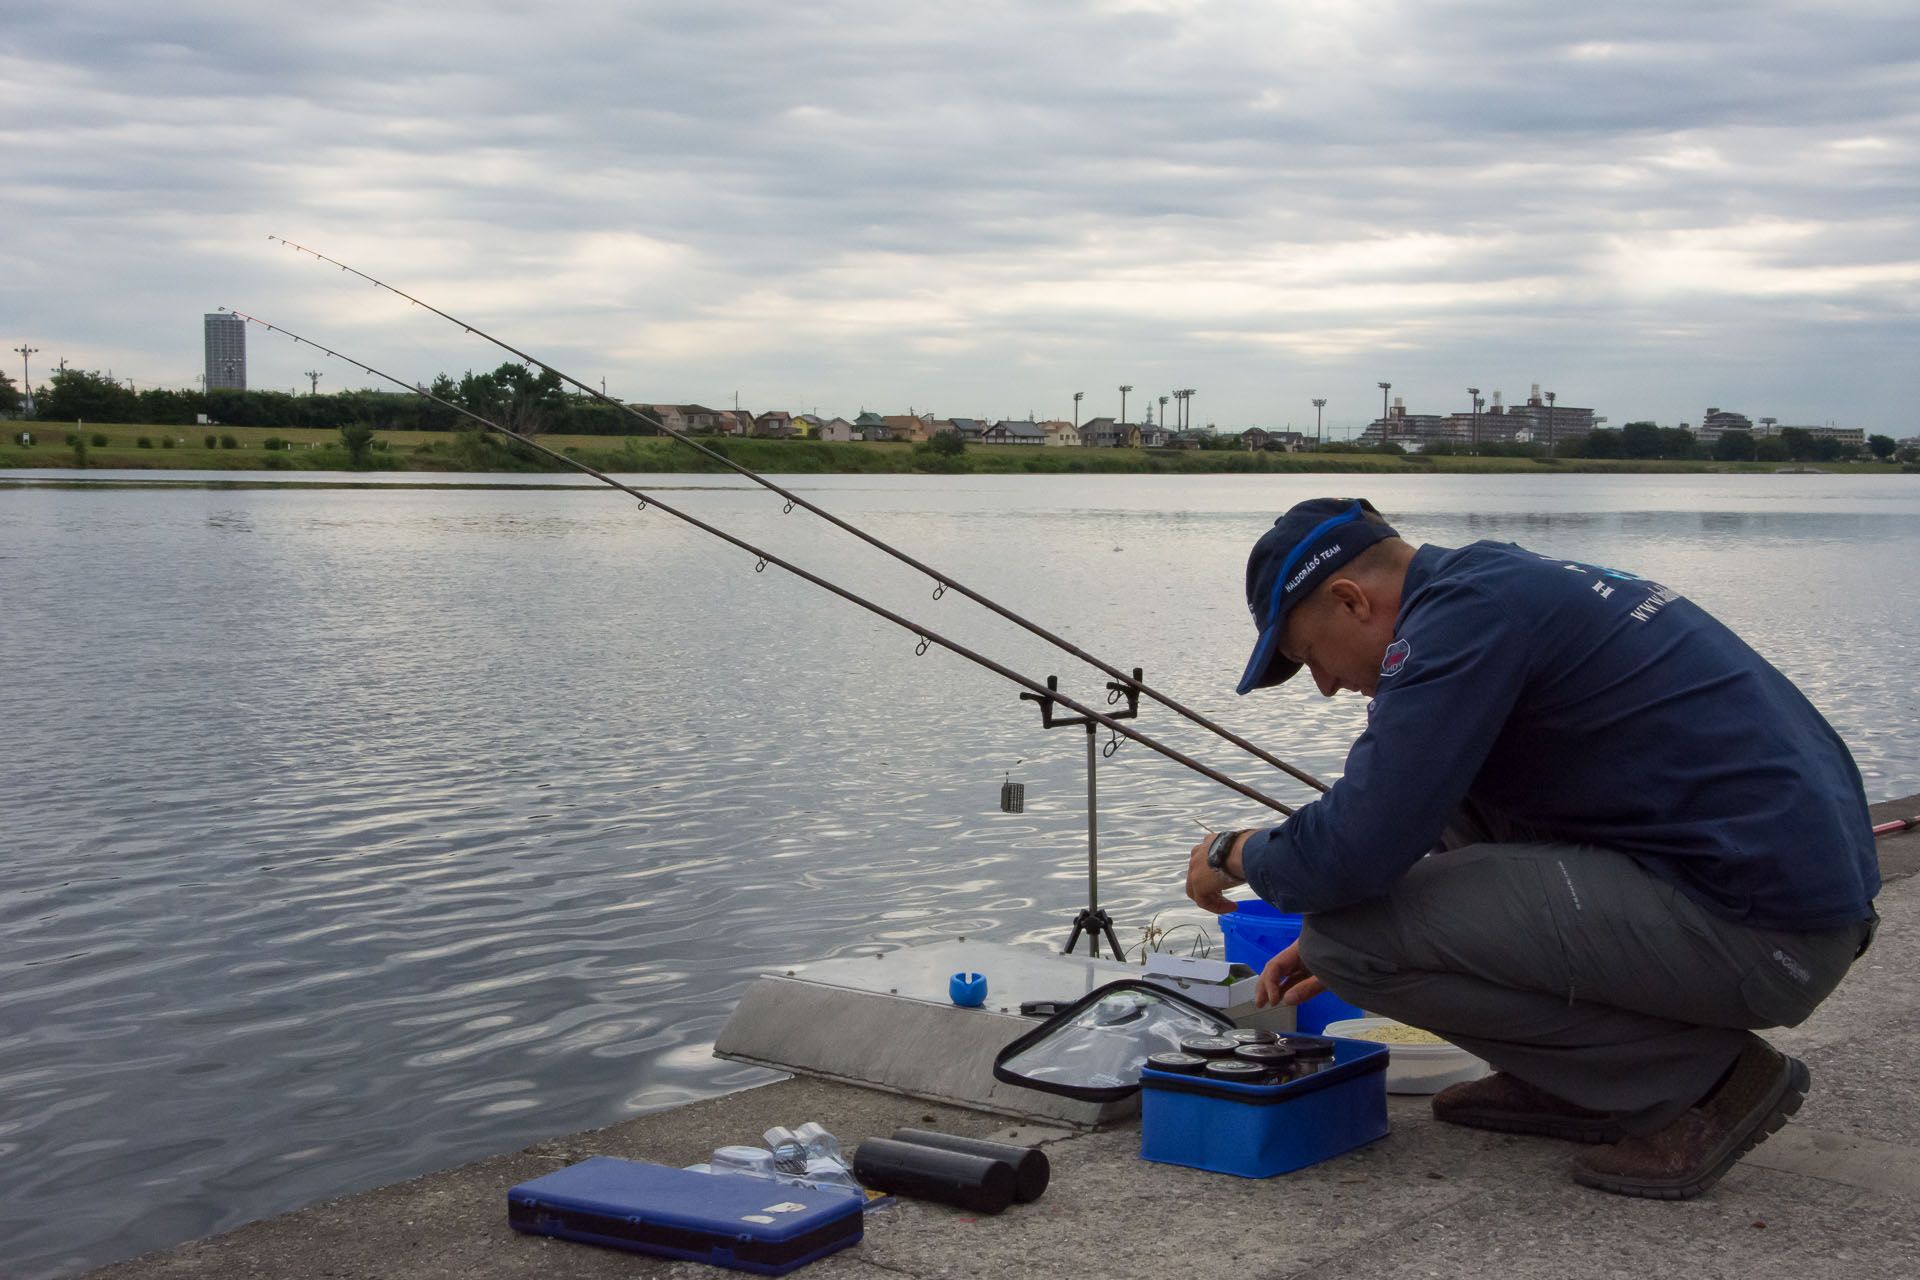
[1572,1056,1810,1201]
[1437,1108,1626,1145]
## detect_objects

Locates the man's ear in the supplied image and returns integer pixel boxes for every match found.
[1325,576,1373,623]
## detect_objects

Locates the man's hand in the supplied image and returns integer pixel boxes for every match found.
[1255,940,1326,1009]
[1184,833,1243,915]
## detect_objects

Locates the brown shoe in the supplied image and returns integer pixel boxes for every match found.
[1573,1036,1810,1201]
[1432,1072,1627,1144]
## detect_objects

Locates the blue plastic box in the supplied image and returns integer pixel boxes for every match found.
[508,1157,863,1275]
[1218,900,1366,1032]
[1140,1037,1389,1178]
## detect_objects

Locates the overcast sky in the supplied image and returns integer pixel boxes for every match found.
[3,1,1916,432]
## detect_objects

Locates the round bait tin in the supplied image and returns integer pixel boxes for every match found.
[1280,1036,1336,1073]
[1229,1028,1278,1045]
[1180,1036,1239,1060]
[1203,1059,1271,1084]
[1232,1043,1298,1076]
[1145,1051,1208,1076]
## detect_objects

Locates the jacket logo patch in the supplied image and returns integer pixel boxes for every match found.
[1381,638,1411,677]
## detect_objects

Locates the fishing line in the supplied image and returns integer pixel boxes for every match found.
[265,236,1330,797]
[221,307,1296,817]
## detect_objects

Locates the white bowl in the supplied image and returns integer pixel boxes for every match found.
[1323,1017,1490,1095]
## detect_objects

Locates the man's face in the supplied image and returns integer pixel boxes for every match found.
[1277,578,1394,698]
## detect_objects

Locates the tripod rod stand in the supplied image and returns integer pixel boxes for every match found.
[1019,670,1142,959]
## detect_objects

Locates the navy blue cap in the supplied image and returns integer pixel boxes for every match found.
[1236,498,1397,694]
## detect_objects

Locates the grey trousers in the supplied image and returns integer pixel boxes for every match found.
[1298,842,1869,1134]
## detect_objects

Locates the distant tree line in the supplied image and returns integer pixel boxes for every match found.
[19,364,659,437]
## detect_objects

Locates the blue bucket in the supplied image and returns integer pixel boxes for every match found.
[1217,900,1365,1033]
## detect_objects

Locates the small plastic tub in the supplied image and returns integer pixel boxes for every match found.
[1322,1017,1490,1095]
[1217,901,1366,1033]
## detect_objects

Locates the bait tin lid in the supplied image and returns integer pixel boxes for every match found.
[1280,1036,1335,1059]
[1203,1059,1270,1082]
[1229,1028,1277,1045]
[1232,1043,1297,1065]
[1145,1051,1208,1075]
[1179,1036,1239,1059]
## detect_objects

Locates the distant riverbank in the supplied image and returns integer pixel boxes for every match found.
[1,422,1907,476]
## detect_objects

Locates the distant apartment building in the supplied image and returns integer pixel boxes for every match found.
[1693,408,1755,443]
[1362,385,1594,450]
[203,312,247,390]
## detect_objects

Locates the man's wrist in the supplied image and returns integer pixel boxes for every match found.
[1206,829,1250,884]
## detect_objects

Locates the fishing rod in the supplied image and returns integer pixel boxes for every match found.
[267,236,1330,797]
[1875,813,1919,838]
[222,307,1297,818]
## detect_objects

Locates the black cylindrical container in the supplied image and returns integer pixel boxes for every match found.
[1281,1036,1336,1073]
[891,1128,1050,1203]
[1145,1051,1208,1076]
[1229,1028,1277,1045]
[853,1138,1016,1214]
[1233,1043,1297,1077]
[1203,1059,1270,1084]
[1179,1035,1238,1059]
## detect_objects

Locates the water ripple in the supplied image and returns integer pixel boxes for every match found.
[0,474,1915,1277]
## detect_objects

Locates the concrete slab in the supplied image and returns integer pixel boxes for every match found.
[80,797,1920,1280]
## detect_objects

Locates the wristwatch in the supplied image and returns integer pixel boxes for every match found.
[1205,829,1247,880]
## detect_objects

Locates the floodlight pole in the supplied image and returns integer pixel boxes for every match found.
[1312,397,1327,447]
[1545,390,1557,455]
[1118,384,1132,427]
[1467,386,1481,454]
[1072,390,1083,429]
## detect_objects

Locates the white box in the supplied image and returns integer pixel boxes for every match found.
[1140,953,1260,1010]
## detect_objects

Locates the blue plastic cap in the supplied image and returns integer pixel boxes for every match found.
[949,971,988,1008]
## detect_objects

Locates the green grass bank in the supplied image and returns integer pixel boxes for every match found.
[1,422,1907,477]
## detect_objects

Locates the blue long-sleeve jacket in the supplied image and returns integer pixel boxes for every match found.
[1239,541,1879,931]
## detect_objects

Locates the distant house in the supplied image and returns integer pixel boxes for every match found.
[722,409,754,437]
[1041,419,1079,447]
[854,410,890,441]
[947,417,987,443]
[753,410,797,439]
[1241,428,1271,450]
[640,403,731,434]
[1269,430,1307,452]
[1081,418,1141,448]
[1170,431,1204,450]
[795,413,828,439]
[1139,423,1172,449]
[984,419,1046,446]
[818,417,856,443]
[884,413,932,443]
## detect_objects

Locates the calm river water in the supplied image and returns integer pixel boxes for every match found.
[2,471,1916,1276]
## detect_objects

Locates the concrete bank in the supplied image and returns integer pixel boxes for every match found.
[88,801,1920,1280]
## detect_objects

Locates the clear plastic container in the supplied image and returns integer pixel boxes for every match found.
[1322,1017,1490,1095]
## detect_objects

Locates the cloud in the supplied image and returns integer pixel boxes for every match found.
[2,0,1916,429]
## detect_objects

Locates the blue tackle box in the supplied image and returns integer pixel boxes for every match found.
[1140,1036,1390,1178]
[507,1156,864,1275]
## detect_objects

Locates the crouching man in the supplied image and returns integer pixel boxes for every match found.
[1186,497,1878,1200]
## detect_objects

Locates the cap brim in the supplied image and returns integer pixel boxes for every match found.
[1235,623,1302,695]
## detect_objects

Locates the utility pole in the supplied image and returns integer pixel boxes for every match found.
[1544,390,1557,455]
[1312,398,1327,448]
[1118,384,1132,426]
[14,345,40,414]
[1466,386,1481,455]
[304,370,323,395]
[1073,390,1083,429]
